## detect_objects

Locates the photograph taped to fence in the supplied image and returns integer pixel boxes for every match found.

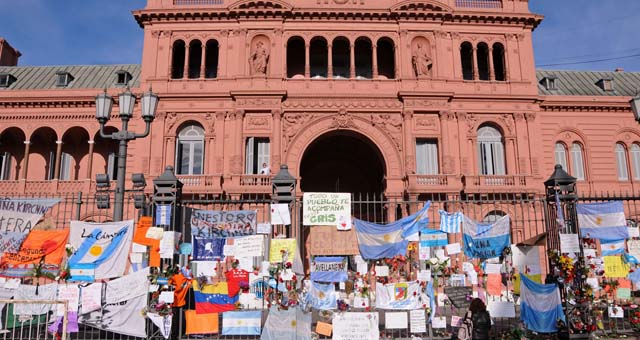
[190,209,258,238]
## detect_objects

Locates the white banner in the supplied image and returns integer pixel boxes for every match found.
[303,193,351,228]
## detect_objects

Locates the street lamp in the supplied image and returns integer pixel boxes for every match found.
[95,88,158,221]
[631,94,640,122]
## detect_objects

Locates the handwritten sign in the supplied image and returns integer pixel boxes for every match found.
[604,256,630,278]
[409,309,426,333]
[488,301,516,318]
[0,198,59,234]
[629,240,640,259]
[56,285,80,317]
[306,226,359,255]
[446,243,461,255]
[303,192,351,228]
[451,315,463,327]
[269,238,297,263]
[315,322,332,336]
[80,283,102,314]
[444,286,473,308]
[432,316,446,328]
[333,312,379,340]
[190,210,257,238]
[560,234,580,253]
[487,273,503,296]
[385,312,408,329]
[233,235,264,257]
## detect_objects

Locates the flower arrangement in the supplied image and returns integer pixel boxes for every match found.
[548,249,576,283]
[143,290,173,317]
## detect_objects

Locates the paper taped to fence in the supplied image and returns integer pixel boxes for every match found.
[306,226,360,255]
[333,312,379,340]
[185,310,219,335]
[69,220,134,281]
[191,209,257,238]
[302,192,351,227]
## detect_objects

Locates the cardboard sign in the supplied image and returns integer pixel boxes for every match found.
[269,238,297,262]
[306,226,360,255]
[604,256,630,278]
[303,192,351,227]
[315,321,332,336]
[443,286,472,308]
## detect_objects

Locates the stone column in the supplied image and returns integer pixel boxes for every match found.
[488,47,495,81]
[234,110,245,174]
[304,43,310,78]
[505,137,517,175]
[327,43,333,79]
[472,47,478,80]
[439,112,450,173]
[402,110,414,175]
[183,43,190,79]
[200,44,207,79]
[272,109,282,170]
[349,43,356,79]
[215,111,226,173]
[165,137,176,171]
[20,141,30,180]
[372,44,378,79]
[53,140,63,180]
[86,140,95,180]
[513,113,530,174]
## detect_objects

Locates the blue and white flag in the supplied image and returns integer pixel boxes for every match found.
[309,282,337,310]
[221,311,262,336]
[155,205,172,226]
[520,274,565,333]
[555,192,565,226]
[427,280,436,321]
[353,201,430,259]
[628,268,640,284]
[462,215,511,259]
[260,307,311,340]
[310,257,348,282]
[439,210,462,233]
[577,201,628,240]
[69,220,134,281]
[192,237,225,261]
[601,239,626,256]
[420,229,448,247]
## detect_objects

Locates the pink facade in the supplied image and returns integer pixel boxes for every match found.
[0,0,639,200]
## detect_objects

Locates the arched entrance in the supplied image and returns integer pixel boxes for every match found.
[300,130,386,196]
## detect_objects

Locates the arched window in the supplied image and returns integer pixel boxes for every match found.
[286,37,305,78]
[631,143,640,180]
[554,142,568,171]
[476,43,490,81]
[332,37,350,79]
[482,210,506,223]
[477,125,505,175]
[171,40,186,79]
[188,40,202,79]
[310,37,328,78]
[354,38,372,79]
[176,125,204,175]
[205,40,219,78]
[571,142,585,180]
[376,38,395,79]
[616,143,629,180]
[492,43,506,81]
[460,42,474,80]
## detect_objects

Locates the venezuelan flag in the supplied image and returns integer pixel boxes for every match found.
[192,280,238,314]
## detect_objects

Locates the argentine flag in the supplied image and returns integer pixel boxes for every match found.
[520,274,565,333]
[601,239,626,256]
[462,215,511,259]
[439,210,463,233]
[577,201,628,240]
[354,201,430,259]
[222,311,262,336]
[309,282,337,310]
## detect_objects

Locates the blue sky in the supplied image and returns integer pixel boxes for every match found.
[2,0,639,72]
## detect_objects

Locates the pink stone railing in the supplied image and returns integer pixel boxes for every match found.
[174,0,224,5]
[239,175,271,187]
[406,174,462,193]
[455,0,502,9]
[464,175,528,189]
[0,181,23,194]
[176,175,222,192]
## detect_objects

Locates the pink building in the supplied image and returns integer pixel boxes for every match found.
[0,0,639,204]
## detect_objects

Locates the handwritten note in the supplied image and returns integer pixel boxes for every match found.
[409,309,426,333]
[451,315,462,327]
[431,316,446,329]
[560,234,580,254]
[315,322,332,336]
[385,312,408,329]
[56,285,80,317]
[488,301,516,318]
[375,265,389,277]
[419,244,430,260]
[417,270,431,282]
[446,243,461,255]
[233,235,264,257]
[270,204,291,225]
[629,240,640,259]
[256,223,271,235]
[333,312,379,340]
[80,283,102,314]
[604,256,630,278]
[487,273,503,296]
[268,238,297,262]
[159,291,175,304]
[146,227,164,240]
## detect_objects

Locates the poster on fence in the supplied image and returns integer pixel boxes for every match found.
[191,210,257,238]
[306,226,360,255]
[303,192,351,229]
[332,312,379,340]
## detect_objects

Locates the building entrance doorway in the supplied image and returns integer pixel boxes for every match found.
[300,130,386,197]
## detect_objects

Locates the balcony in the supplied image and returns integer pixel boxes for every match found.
[176,175,222,193]
[224,174,272,194]
[0,180,94,195]
[455,0,502,9]
[406,174,462,193]
[463,175,532,193]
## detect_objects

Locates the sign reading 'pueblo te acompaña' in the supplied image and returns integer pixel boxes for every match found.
[302,192,351,230]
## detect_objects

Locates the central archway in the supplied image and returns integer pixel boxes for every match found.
[300,130,386,196]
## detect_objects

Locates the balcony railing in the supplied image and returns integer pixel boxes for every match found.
[239,175,271,187]
[176,175,222,193]
[174,0,224,5]
[406,174,462,193]
[463,175,530,192]
[455,0,502,9]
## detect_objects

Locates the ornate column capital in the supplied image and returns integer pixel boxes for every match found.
[525,112,537,122]
[402,110,413,120]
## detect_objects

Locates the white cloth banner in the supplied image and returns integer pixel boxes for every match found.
[375,282,424,310]
[79,293,147,338]
[69,220,134,280]
[260,307,311,340]
[105,267,150,304]
[14,283,57,315]
[0,288,14,330]
[148,312,172,339]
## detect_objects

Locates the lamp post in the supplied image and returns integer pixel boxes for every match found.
[95,88,158,221]
[631,94,640,122]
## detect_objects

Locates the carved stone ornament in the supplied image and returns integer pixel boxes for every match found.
[248,41,269,75]
[412,41,433,78]
[283,113,315,153]
[405,156,416,174]
[416,118,437,128]
[501,114,515,135]
[466,114,477,134]
[371,113,403,152]
[165,112,178,134]
[525,112,536,122]
[205,113,216,131]
[330,109,355,129]
[513,112,525,122]
[247,117,270,127]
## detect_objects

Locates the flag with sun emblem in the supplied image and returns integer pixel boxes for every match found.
[68,220,134,281]
[221,311,262,335]
[260,307,311,340]
[577,201,629,241]
[353,202,431,259]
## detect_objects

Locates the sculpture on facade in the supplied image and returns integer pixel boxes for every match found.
[412,43,432,77]
[249,41,269,75]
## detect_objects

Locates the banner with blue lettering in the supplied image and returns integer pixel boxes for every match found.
[69,220,134,281]
[462,215,511,259]
[193,237,225,261]
[190,210,257,238]
[0,198,60,234]
[310,257,348,282]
